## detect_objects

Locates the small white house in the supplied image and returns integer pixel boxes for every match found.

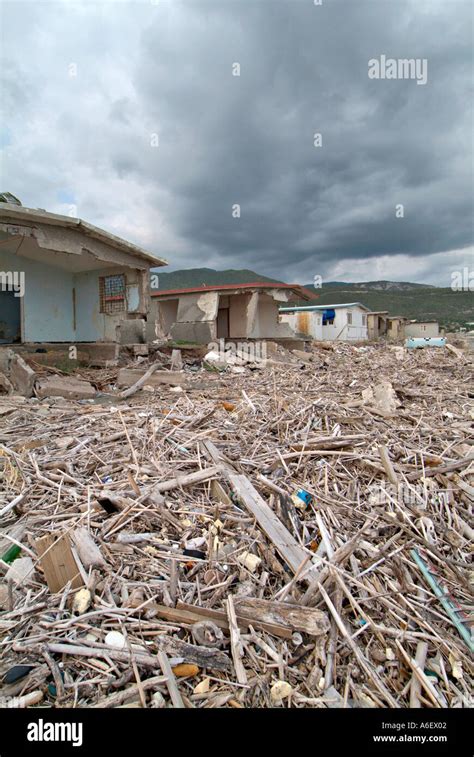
[279,302,370,341]
[404,321,439,338]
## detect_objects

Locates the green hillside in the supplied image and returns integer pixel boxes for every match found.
[150,268,472,330]
[300,285,473,330]
[152,267,281,289]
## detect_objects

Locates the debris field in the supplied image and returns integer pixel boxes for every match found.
[0,342,472,709]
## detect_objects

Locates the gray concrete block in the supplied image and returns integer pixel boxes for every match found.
[10,354,36,397]
[170,321,216,344]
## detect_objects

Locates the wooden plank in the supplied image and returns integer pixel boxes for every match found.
[405,454,474,481]
[35,533,83,593]
[234,597,330,636]
[175,601,293,639]
[157,636,232,672]
[152,465,221,494]
[72,527,107,570]
[227,472,311,575]
[202,439,314,577]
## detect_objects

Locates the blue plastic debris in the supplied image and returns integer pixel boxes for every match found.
[292,489,313,508]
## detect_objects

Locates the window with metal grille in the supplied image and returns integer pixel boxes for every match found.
[99,274,126,314]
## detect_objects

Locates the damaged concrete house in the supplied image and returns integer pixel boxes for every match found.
[149,282,316,344]
[0,203,167,347]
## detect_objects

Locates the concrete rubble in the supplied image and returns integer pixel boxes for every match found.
[35,376,97,401]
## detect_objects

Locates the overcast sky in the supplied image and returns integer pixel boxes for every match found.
[1,0,472,285]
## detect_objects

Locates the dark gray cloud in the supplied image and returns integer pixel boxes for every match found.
[1,0,472,285]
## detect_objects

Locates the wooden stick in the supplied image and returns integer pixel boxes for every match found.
[226,595,248,685]
[157,650,185,709]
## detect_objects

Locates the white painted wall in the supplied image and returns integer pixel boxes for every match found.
[280,306,368,341]
[280,310,323,339]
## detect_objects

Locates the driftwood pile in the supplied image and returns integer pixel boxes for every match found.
[0,342,472,708]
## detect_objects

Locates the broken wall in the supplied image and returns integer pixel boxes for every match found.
[0,243,149,343]
[247,294,296,339]
[74,267,147,342]
[169,292,219,343]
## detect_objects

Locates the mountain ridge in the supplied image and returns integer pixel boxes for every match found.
[151,268,471,329]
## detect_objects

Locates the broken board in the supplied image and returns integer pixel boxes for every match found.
[35,533,83,593]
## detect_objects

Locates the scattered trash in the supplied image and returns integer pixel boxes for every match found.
[105,631,127,650]
[362,380,401,414]
[72,588,92,615]
[0,342,470,710]
[237,551,262,573]
[193,678,210,694]
[172,663,200,678]
[5,557,35,586]
[3,665,34,685]
[291,488,312,508]
[191,621,225,648]
[270,680,292,701]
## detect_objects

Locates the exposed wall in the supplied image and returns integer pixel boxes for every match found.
[151,290,301,344]
[229,293,251,337]
[280,307,368,341]
[280,310,322,339]
[170,292,219,342]
[1,247,75,342]
[74,267,146,342]
[176,292,219,323]
[387,319,406,339]
[1,245,149,343]
[405,322,439,338]
[320,307,367,341]
[153,299,179,339]
[247,294,296,338]
[367,314,388,340]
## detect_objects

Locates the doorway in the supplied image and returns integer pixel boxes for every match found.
[0,290,21,343]
[217,307,229,338]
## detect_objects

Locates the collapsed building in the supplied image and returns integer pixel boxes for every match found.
[386,315,408,340]
[367,311,389,340]
[148,282,316,344]
[0,203,167,346]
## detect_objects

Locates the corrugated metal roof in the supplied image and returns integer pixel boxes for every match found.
[280,301,371,313]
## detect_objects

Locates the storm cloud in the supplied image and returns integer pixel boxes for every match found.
[1,0,472,285]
